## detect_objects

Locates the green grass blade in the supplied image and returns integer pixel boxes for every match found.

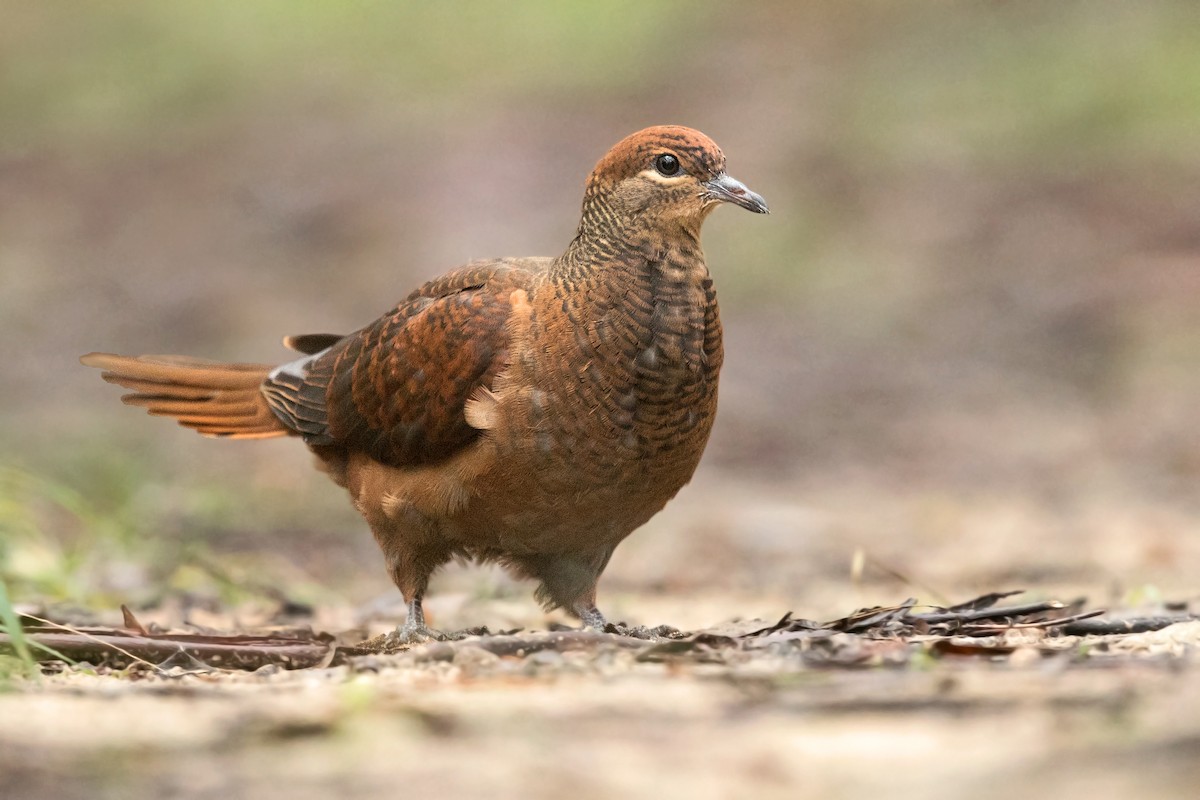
[0,578,38,677]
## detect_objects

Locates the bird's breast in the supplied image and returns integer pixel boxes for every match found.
[513,253,722,473]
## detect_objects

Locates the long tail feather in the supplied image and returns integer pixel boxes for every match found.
[80,353,289,440]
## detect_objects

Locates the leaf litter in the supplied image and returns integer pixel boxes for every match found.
[3,590,1195,677]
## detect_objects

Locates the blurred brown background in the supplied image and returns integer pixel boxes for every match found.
[3,1,1199,625]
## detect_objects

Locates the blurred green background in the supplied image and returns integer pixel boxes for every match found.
[3,1,1199,624]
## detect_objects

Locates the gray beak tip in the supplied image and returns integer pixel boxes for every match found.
[704,173,769,215]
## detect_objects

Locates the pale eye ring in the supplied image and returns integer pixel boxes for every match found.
[654,154,681,177]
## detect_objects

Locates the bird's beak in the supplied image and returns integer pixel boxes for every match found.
[703,173,769,214]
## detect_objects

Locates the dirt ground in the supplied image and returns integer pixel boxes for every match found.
[2,601,1199,800]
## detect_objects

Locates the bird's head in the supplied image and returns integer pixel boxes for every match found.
[582,126,768,236]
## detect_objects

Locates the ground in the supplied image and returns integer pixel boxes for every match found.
[2,597,1199,800]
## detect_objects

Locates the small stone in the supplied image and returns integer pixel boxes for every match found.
[452,645,501,671]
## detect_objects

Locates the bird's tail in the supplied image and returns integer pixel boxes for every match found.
[80,353,289,439]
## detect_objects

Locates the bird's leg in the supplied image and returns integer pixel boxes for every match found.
[520,548,677,638]
[375,522,453,646]
[573,602,608,631]
[520,547,614,632]
[386,594,444,645]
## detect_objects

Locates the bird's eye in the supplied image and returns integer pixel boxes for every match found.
[654,154,681,177]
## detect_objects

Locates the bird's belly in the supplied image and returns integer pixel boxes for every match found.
[456,465,690,556]
[453,375,717,553]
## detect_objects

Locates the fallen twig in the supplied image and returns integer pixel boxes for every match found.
[960,609,1107,635]
[1058,615,1197,636]
[909,600,1072,625]
[0,617,335,671]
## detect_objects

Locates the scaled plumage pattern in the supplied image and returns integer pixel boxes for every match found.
[82,126,768,640]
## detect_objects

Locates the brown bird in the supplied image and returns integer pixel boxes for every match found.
[81,126,767,641]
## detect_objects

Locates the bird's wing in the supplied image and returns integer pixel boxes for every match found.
[261,259,545,467]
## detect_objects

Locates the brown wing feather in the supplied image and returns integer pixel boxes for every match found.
[261,260,542,467]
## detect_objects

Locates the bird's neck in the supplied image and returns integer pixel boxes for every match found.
[555,197,705,279]
[549,203,715,378]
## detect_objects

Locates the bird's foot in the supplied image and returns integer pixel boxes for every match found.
[384,620,447,648]
[602,622,686,640]
[575,605,683,640]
